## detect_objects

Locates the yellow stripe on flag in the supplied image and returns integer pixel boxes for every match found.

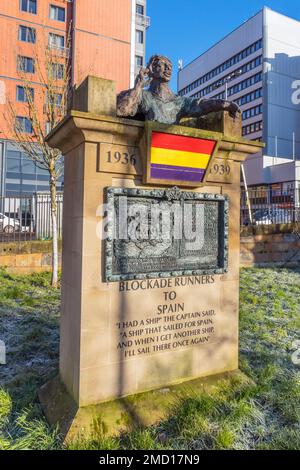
[151,147,211,169]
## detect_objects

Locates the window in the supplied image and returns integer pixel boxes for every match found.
[48,33,65,49]
[20,0,37,14]
[6,150,21,172]
[15,116,33,133]
[21,160,35,175]
[45,122,51,135]
[53,93,62,106]
[242,104,262,120]
[19,25,36,43]
[22,158,36,174]
[242,121,263,136]
[189,59,262,100]
[50,5,65,22]
[136,30,144,44]
[17,56,35,73]
[179,38,263,96]
[50,62,64,79]
[136,55,143,67]
[136,4,144,15]
[47,92,63,107]
[236,88,262,106]
[16,85,34,102]
[228,72,262,98]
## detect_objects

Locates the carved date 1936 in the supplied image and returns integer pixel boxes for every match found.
[107,151,137,166]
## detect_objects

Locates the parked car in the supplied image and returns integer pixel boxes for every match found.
[0,212,21,233]
[254,208,294,225]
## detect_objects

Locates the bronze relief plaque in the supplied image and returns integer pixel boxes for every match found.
[105,187,229,282]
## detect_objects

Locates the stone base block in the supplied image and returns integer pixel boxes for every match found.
[39,370,252,442]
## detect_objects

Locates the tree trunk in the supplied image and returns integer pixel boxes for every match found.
[50,170,58,287]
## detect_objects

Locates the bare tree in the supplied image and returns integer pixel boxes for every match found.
[4,31,71,287]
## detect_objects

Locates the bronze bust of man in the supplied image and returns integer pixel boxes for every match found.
[117,55,240,125]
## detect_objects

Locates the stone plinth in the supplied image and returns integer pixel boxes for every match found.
[42,77,263,437]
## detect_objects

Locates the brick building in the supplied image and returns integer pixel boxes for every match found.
[0,0,149,196]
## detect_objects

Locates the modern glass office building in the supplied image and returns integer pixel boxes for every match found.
[1,141,63,197]
[178,7,300,191]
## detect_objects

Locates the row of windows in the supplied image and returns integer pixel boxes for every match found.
[18,41,65,73]
[5,146,63,196]
[17,56,65,82]
[6,183,52,197]
[209,87,263,103]
[20,0,66,22]
[179,38,263,95]
[190,58,262,100]
[7,172,49,182]
[16,86,62,105]
[227,72,262,97]
[242,120,263,136]
[210,91,225,100]
[242,104,262,120]
[7,151,48,175]
[235,88,262,106]
[15,113,59,134]
[18,26,66,49]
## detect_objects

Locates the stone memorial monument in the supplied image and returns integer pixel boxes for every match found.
[39,56,263,438]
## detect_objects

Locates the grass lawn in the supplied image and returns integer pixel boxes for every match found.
[0,266,300,450]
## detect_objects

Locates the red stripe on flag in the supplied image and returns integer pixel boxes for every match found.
[151,131,217,155]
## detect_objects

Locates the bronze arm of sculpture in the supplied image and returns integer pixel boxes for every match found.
[186,97,241,120]
[117,68,149,118]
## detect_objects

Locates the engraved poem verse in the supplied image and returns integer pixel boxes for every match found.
[115,277,217,360]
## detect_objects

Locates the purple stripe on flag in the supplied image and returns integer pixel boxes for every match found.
[151,165,205,182]
[151,163,206,173]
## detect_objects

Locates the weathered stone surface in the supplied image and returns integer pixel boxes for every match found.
[43,75,262,435]
[72,76,116,116]
[39,370,252,441]
[240,231,300,267]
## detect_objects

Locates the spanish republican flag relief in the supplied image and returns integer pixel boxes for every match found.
[150,131,217,183]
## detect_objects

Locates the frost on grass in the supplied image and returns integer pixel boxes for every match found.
[0,269,60,449]
[0,267,300,450]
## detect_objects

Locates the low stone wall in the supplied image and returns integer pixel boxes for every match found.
[240,223,300,267]
[0,240,62,274]
[1,229,299,274]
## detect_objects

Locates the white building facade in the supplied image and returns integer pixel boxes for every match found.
[131,0,150,86]
[178,7,300,195]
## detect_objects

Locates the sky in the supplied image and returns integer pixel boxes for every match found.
[146,0,300,91]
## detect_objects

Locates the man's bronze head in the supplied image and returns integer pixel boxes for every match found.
[147,55,172,82]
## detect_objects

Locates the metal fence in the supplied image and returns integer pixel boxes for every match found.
[241,187,300,226]
[0,192,63,243]
[0,188,299,244]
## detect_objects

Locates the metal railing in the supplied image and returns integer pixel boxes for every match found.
[0,192,63,244]
[47,44,70,57]
[1,188,299,246]
[136,13,151,28]
[241,187,300,226]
